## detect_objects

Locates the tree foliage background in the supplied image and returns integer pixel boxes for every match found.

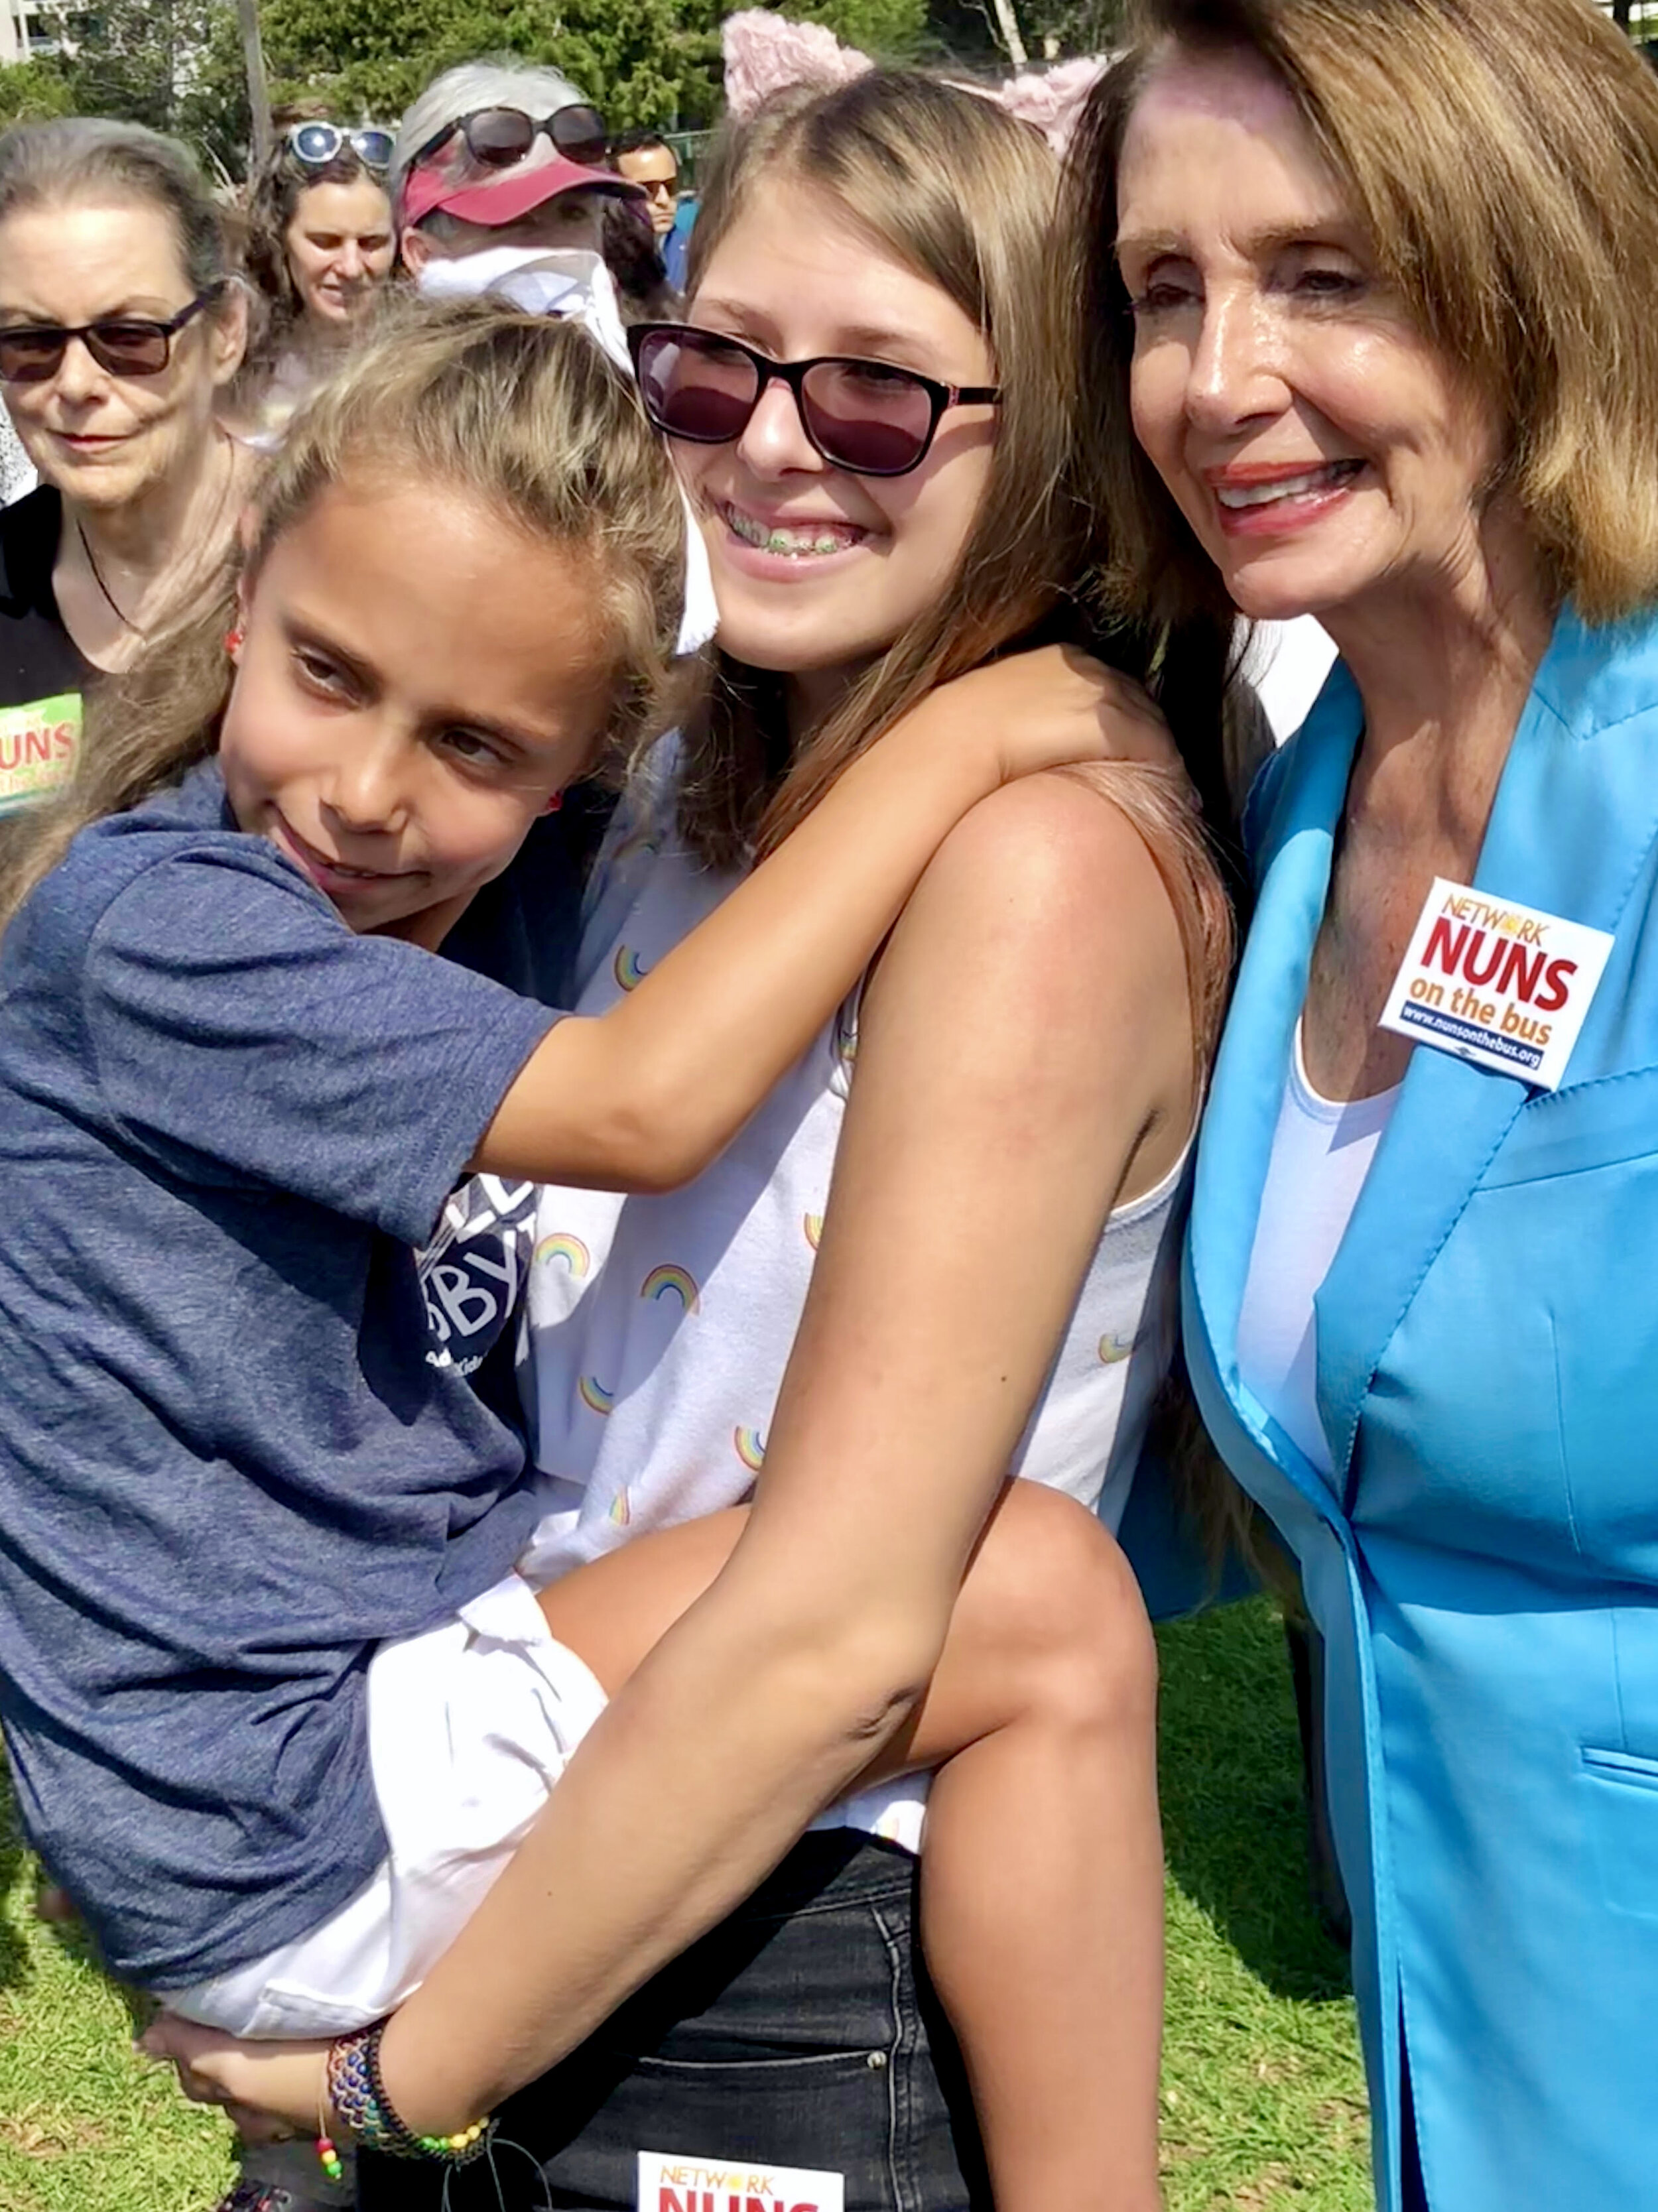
[0,0,1126,175]
[0,0,969,172]
[265,0,948,129]
[4,0,1649,173]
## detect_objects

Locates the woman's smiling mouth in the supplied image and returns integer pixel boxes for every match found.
[1206,458,1366,535]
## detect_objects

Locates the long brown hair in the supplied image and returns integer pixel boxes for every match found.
[243,142,391,357]
[677,69,1236,1061]
[0,297,695,927]
[1069,0,1658,631]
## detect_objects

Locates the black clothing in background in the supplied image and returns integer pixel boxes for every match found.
[0,485,94,825]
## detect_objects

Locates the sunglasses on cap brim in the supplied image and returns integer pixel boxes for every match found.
[626,324,1001,481]
[409,103,610,176]
[287,122,395,172]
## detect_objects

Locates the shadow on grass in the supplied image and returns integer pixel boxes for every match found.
[0,1763,155,2033]
[0,1764,33,1993]
[1157,1596,1352,2004]
[38,1903,156,2036]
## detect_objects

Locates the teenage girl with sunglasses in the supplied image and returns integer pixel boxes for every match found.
[238,128,395,441]
[0,118,251,828]
[0,295,1163,2212]
[152,76,1237,2212]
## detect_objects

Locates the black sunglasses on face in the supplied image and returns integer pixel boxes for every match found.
[0,288,222,384]
[411,103,610,175]
[627,324,1001,479]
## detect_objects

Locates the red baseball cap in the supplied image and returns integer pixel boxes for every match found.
[401,148,643,230]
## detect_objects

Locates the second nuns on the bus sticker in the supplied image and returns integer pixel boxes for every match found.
[637,2152,845,2212]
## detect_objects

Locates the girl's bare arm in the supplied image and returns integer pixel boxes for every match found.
[474,651,1175,1192]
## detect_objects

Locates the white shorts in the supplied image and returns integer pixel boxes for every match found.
[168,1573,607,2040]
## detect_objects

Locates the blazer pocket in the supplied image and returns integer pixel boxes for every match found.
[1484,1066,1658,1190]
[1580,1746,1658,1920]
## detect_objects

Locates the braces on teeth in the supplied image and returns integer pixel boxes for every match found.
[729,511,850,557]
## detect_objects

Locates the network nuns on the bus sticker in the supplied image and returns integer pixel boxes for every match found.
[1378,876,1614,1091]
[637,2152,844,2212]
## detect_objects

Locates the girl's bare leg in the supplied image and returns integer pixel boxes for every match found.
[891,1484,1163,2212]
[538,1478,1163,2212]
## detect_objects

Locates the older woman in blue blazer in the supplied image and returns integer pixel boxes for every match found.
[1074,2,1658,2207]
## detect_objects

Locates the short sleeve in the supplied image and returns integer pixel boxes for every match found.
[82,843,560,1245]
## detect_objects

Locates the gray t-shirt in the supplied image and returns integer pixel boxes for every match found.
[0,761,561,1987]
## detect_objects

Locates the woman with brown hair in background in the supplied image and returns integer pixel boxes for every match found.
[239,128,395,438]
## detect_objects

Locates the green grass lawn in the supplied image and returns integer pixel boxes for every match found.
[0,1597,1370,2212]
[1156,1603,1370,2208]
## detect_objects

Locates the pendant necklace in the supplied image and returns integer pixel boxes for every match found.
[74,433,238,639]
[76,519,139,631]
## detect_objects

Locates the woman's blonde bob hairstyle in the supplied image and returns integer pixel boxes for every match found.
[1069,0,1658,629]
[0,296,692,925]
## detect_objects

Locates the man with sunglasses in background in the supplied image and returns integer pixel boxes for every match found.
[611,127,696,290]
[391,58,643,275]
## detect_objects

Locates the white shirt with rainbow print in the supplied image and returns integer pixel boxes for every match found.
[518,753,1190,1849]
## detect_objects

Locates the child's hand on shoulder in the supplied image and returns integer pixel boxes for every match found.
[916,645,1178,784]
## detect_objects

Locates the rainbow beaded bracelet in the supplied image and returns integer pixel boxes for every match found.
[323,2021,496,2166]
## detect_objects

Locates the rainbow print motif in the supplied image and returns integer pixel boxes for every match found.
[613,946,648,993]
[733,1426,767,1473]
[802,1214,824,1251]
[640,1263,700,1314]
[535,1232,591,1278]
[578,1375,617,1416]
[608,1489,632,1527]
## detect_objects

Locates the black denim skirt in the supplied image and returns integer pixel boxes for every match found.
[358,1833,989,2212]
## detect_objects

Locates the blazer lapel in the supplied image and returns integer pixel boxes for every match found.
[1317,607,1658,1489]
[1187,662,1362,1492]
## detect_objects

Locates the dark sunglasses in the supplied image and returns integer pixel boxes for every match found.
[410,103,610,176]
[287,121,395,172]
[627,324,1001,479]
[0,288,222,385]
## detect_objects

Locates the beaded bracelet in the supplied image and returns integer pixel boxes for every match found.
[322,2021,496,2166]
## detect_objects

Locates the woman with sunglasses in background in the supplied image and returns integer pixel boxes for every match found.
[391,58,633,275]
[238,125,395,440]
[0,119,248,837]
[162,72,1236,2212]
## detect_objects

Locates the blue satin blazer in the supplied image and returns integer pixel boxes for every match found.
[1182,605,1658,2211]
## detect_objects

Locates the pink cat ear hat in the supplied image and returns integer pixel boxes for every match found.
[718,7,1108,154]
